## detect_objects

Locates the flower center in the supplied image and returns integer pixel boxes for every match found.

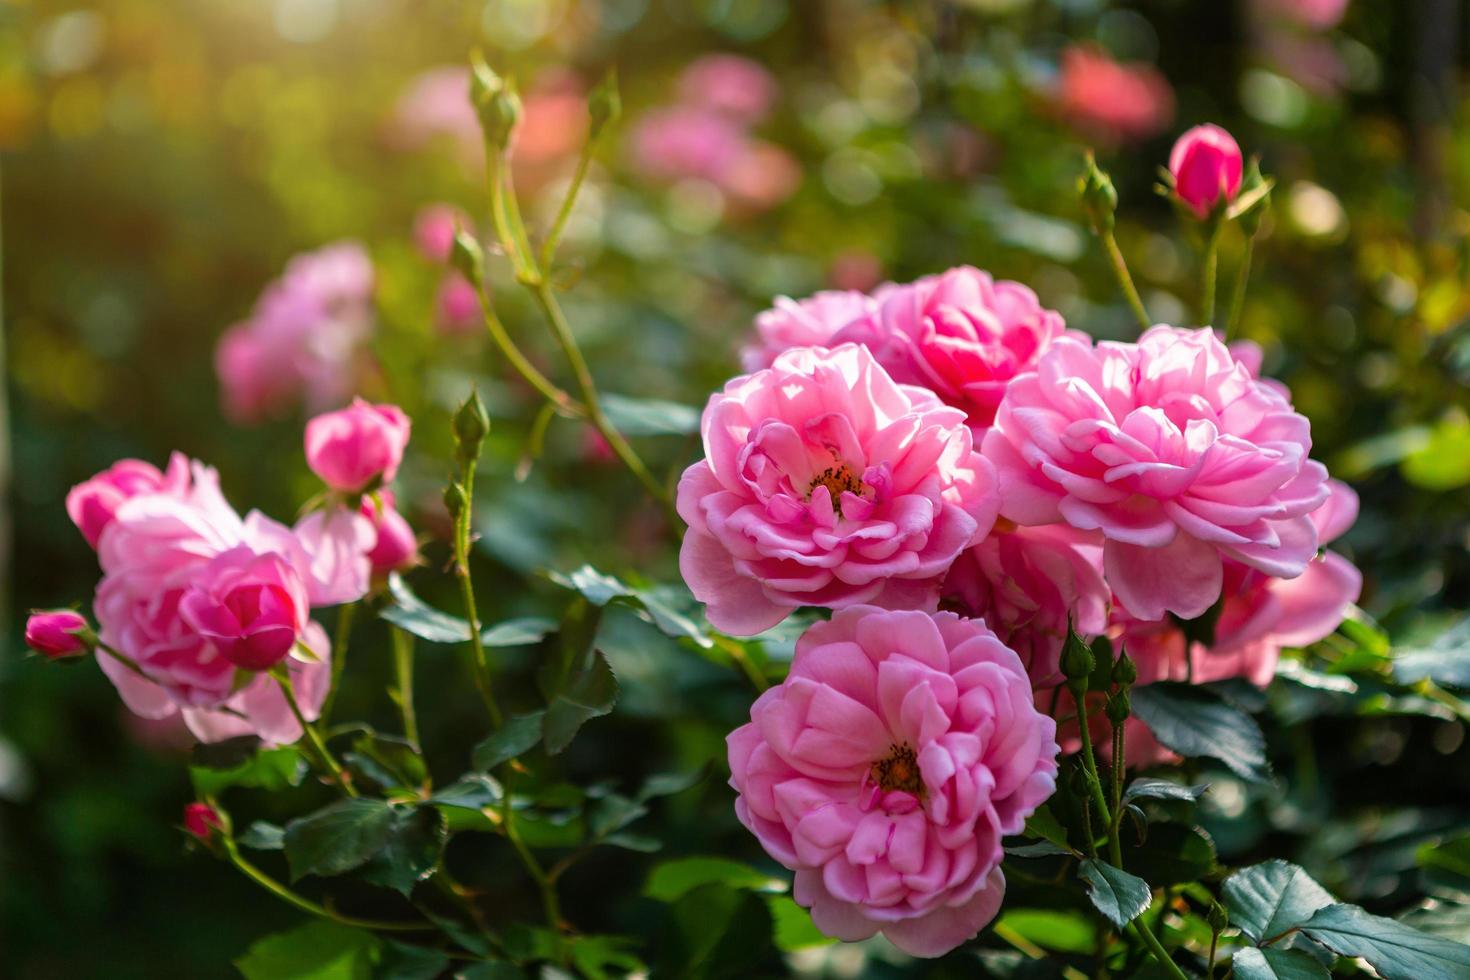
[809,464,862,514]
[870,742,923,796]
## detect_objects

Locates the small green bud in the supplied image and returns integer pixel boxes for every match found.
[1207,901,1229,933]
[1060,622,1095,689]
[453,390,490,463]
[449,230,484,286]
[1234,159,1272,238]
[482,83,522,150]
[1105,691,1131,726]
[1112,650,1138,688]
[588,67,621,138]
[443,481,467,519]
[469,55,504,110]
[1078,153,1118,234]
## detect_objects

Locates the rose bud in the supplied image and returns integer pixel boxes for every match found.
[361,491,419,576]
[183,802,221,841]
[1168,124,1244,219]
[25,610,91,658]
[304,399,411,494]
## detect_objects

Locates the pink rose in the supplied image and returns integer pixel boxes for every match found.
[1169,125,1244,220]
[435,273,481,335]
[983,326,1331,621]
[67,454,190,549]
[1055,46,1174,143]
[304,399,411,493]
[183,802,221,840]
[630,106,749,184]
[679,54,778,124]
[361,491,419,576]
[740,291,876,372]
[179,548,311,671]
[833,267,1075,431]
[678,344,1000,635]
[941,524,1109,689]
[26,610,90,658]
[414,204,469,263]
[728,606,1059,956]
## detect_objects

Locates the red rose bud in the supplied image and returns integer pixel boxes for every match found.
[1169,124,1244,219]
[183,802,221,841]
[25,610,90,658]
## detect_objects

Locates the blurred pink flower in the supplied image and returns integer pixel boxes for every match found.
[676,344,1000,635]
[728,606,1059,956]
[216,242,376,424]
[721,140,802,210]
[941,524,1109,689]
[361,490,419,577]
[741,290,876,372]
[829,252,885,293]
[304,399,411,493]
[414,204,470,263]
[983,326,1330,621]
[435,273,481,335]
[388,66,480,165]
[514,70,589,168]
[1169,124,1244,219]
[630,105,749,184]
[25,610,90,658]
[1256,0,1349,30]
[1055,46,1174,143]
[679,54,778,124]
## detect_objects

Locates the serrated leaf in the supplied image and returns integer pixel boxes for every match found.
[1130,682,1271,783]
[358,805,446,897]
[1300,903,1470,980]
[1223,860,1336,944]
[1125,778,1210,804]
[1232,946,1331,980]
[543,651,618,755]
[283,799,396,881]
[601,393,701,436]
[472,712,545,770]
[481,617,555,647]
[234,922,379,980]
[1078,859,1152,927]
[429,773,503,810]
[1024,805,1071,850]
[645,856,786,902]
[548,566,712,648]
[238,821,285,851]
[1005,839,1073,858]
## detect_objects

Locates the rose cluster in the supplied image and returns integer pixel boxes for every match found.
[31,400,419,746]
[684,127,1360,956]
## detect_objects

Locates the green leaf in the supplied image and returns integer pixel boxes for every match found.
[358,805,446,896]
[589,792,648,838]
[1005,840,1072,858]
[568,934,645,980]
[373,941,451,980]
[1023,805,1071,850]
[657,882,777,980]
[543,650,618,755]
[1419,836,1470,884]
[454,964,527,980]
[234,922,379,980]
[1129,682,1271,783]
[283,799,396,882]
[348,733,427,791]
[996,909,1097,954]
[1124,823,1218,886]
[238,821,285,851]
[191,746,306,797]
[381,574,474,643]
[636,767,706,802]
[1125,778,1210,804]
[601,393,701,436]
[472,711,546,770]
[645,856,786,902]
[1077,859,1152,927]
[428,773,502,810]
[1300,903,1470,980]
[1222,860,1336,944]
[1393,617,1470,690]
[481,617,555,647]
[1231,946,1332,980]
[766,894,836,951]
[547,565,712,648]
[603,832,662,852]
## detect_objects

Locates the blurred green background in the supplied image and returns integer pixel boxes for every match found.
[4,0,1470,976]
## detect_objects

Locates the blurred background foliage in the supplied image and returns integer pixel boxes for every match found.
[4,0,1470,976]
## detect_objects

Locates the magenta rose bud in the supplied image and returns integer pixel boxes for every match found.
[1168,124,1244,219]
[361,492,419,576]
[982,326,1331,622]
[728,606,1060,957]
[179,548,311,672]
[26,610,90,658]
[677,343,1000,635]
[183,802,221,840]
[304,399,411,493]
[67,455,188,549]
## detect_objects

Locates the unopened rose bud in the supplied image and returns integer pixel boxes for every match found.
[25,609,91,658]
[183,802,221,841]
[1112,650,1138,688]
[453,390,490,464]
[449,230,485,286]
[482,84,522,151]
[443,481,467,519]
[1168,124,1243,220]
[1078,154,1118,234]
[588,68,622,138]
[1207,901,1229,932]
[304,400,412,494]
[1105,691,1130,726]
[1060,625,1095,690]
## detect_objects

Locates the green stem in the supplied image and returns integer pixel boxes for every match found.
[500,773,567,962]
[96,641,160,684]
[1100,229,1152,333]
[539,137,595,271]
[1071,694,1113,829]
[474,280,582,416]
[389,625,420,749]
[1201,221,1223,327]
[320,602,356,727]
[222,836,431,931]
[277,673,356,797]
[487,152,533,282]
[1224,234,1256,342]
[454,462,503,729]
[1131,918,1189,980]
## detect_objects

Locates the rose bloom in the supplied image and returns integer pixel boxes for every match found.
[832,267,1075,431]
[728,606,1059,956]
[304,399,411,493]
[678,343,999,635]
[1169,124,1244,220]
[1055,46,1174,143]
[679,54,778,124]
[941,523,1109,689]
[77,454,368,744]
[25,609,90,658]
[740,290,876,372]
[983,325,1331,622]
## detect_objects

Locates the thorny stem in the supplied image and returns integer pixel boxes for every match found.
[499,772,567,963]
[389,624,420,749]
[277,672,356,797]
[1100,228,1152,332]
[320,601,356,726]
[453,460,503,729]
[473,279,581,416]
